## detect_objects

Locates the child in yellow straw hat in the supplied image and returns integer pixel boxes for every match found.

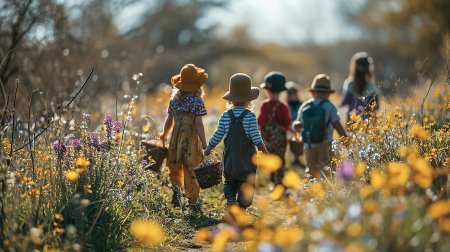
[205,73,268,210]
[160,64,208,213]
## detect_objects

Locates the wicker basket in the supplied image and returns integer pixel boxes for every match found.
[194,151,223,189]
[140,140,168,172]
[289,137,304,156]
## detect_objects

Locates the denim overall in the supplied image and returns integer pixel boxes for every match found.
[223,109,257,208]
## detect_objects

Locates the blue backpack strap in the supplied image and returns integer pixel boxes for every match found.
[318,99,332,126]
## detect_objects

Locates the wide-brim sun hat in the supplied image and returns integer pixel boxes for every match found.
[223,73,259,102]
[171,64,208,92]
[260,71,288,93]
[308,73,335,93]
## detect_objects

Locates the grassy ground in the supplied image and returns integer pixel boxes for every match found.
[1,82,449,251]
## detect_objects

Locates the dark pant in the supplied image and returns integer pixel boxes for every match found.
[223,176,255,209]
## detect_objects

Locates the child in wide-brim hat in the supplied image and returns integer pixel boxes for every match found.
[258,71,294,186]
[293,74,347,180]
[205,73,268,211]
[160,63,208,214]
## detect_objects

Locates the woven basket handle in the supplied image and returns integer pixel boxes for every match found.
[290,132,302,142]
[202,150,221,162]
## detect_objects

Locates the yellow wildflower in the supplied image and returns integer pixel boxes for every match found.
[241,228,258,241]
[270,184,285,201]
[411,159,433,188]
[273,227,303,247]
[408,124,429,140]
[347,222,363,237]
[282,170,302,189]
[359,185,374,199]
[65,170,79,182]
[196,228,212,242]
[440,219,450,233]
[54,213,64,221]
[355,163,366,177]
[397,146,409,158]
[240,182,255,202]
[259,228,274,242]
[212,228,234,251]
[310,183,325,198]
[427,201,450,219]
[252,153,282,173]
[130,220,165,246]
[387,162,410,188]
[363,200,379,214]
[143,124,151,133]
[370,170,386,190]
[227,205,252,226]
[54,227,65,234]
[83,184,93,194]
[114,133,122,141]
[75,156,90,168]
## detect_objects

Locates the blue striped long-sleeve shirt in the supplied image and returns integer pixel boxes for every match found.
[208,107,264,148]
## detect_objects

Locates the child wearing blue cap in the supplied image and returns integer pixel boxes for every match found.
[257,71,294,186]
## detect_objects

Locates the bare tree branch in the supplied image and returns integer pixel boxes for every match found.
[13,68,94,152]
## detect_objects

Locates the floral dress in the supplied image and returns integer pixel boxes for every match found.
[260,101,288,184]
[167,96,207,168]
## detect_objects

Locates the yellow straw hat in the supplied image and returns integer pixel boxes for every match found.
[171,64,208,92]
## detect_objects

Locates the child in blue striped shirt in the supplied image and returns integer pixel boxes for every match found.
[205,73,268,210]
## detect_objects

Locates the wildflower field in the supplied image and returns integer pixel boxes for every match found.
[0,74,449,252]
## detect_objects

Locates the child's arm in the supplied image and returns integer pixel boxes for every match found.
[204,113,226,155]
[248,112,269,153]
[160,113,174,144]
[332,121,347,138]
[195,116,207,149]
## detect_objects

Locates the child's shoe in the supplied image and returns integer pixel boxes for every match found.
[188,199,202,215]
[171,187,183,208]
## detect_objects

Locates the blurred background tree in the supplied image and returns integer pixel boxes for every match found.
[341,0,450,88]
[0,0,448,113]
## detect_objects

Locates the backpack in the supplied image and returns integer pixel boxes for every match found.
[301,100,330,144]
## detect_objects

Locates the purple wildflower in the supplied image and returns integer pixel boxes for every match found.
[89,132,99,148]
[70,139,82,149]
[104,114,114,134]
[83,113,91,121]
[337,159,355,183]
[64,158,71,166]
[52,140,66,158]
[112,121,122,133]
[141,159,149,167]
[98,141,109,152]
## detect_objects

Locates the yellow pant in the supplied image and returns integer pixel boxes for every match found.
[169,165,200,200]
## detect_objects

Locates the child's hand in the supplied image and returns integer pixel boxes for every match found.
[204,145,213,156]
[160,133,168,145]
[293,121,303,132]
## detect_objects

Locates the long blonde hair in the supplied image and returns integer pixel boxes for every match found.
[171,87,204,103]
[226,101,254,110]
